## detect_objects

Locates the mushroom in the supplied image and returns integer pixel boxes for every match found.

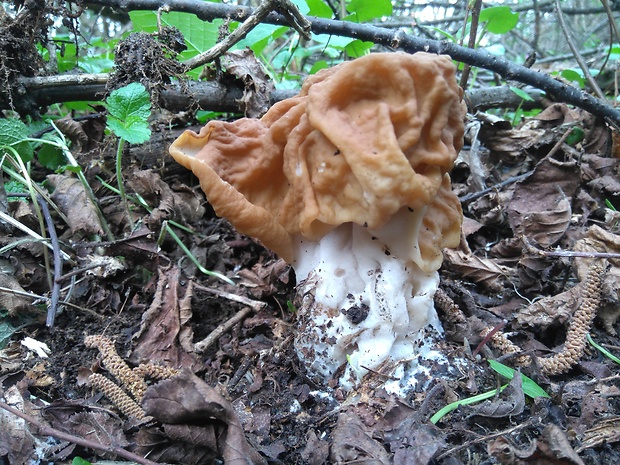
[169,52,465,389]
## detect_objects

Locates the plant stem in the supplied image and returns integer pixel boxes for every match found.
[116,138,134,230]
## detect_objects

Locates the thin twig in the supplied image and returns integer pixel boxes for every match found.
[459,0,482,90]
[194,306,254,353]
[38,195,63,327]
[0,401,163,465]
[555,0,605,100]
[0,210,71,260]
[0,285,103,319]
[436,421,532,460]
[522,235,620,259]
[192,281,266,311]
[459,171,532,203]
[56,262,108,282]
[183,0,310,71]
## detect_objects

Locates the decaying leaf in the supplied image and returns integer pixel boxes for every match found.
[237,258,291,299]
[516,282,582,331]
[221,49,275,118]
[444,249,512,292]
[0,386,43,464]
[130,266,200,371]
[580,416,620,452]
[0,272,34,316]
[573,226,620,333]
[331,410,391,465]
[488,424,584,465]
[128,169,206,228]
[48,174,104,236]
[467,371,525,419]
[141,370,267,465]
[507,156,579,247]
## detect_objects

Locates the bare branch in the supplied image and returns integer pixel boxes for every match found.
[75,0,620,126]
[12,73,547,115]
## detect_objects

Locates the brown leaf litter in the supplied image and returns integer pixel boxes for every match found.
[4,65,620,465]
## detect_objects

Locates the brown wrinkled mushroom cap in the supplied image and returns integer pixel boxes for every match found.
[169,52,465,271]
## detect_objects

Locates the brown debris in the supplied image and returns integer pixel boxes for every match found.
[88,373,147,420]
[84,335,148,401]
[538,260,605,375]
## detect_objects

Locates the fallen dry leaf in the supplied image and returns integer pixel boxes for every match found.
[0,272,35,316]
[444,249,512,292]
[507,156,579,247]
[48,174,104,237]
[221,49,275,118]
[141,370,267,465]
[0,386,41,464]
[331,410,391,465]
[130,266,200,371]
[467,371,525,420]
[128,169,206,228]
[516,282,582,331]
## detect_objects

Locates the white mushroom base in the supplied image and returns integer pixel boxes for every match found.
[292,223,445,390]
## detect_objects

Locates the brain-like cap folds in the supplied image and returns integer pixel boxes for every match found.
[169,52,465,272]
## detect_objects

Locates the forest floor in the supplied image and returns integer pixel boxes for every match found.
[2,84,620,465]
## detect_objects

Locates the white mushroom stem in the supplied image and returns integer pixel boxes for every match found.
[292,207,445,389]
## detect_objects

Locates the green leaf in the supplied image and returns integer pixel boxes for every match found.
[488,360,550,398]
[0,318,18,350]
[72,458,92,465]
[565,127,585,146]
[306,0,333,18]
[37,137,66,170]
[479,6,519,34]
[559,69,585,88]
[129,10,221,59]
[0,119,34,162]
[107,82,151,121]
[588,334,620,364]
[309,60,329,74]
[235,24,289,55]
[347,0,392,22]
[509,86,534,102]
[345,39,374,58]
[105,83,152,144]
[107,115,151,144]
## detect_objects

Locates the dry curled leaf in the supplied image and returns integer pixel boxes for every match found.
[444,249,512,292]
[141,370,267,465]
[48,174,104,236]
[507,156,579,247]
[467,371,525,419]
[331,410,391,465]
[221,49,275,118]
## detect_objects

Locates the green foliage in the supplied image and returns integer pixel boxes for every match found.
[129,10,221,77]
[509,86,534,102]
[105,82,152,144]
[0,315,17,350]
[72,458,92,465]
[306,0,333,18]
[430,359,549,424]
[488,360,550,398]
[0,119,35,162]
[346,0,392,23]
[588,334,620,364]
[5,179,28,200]
[479,6,519,34]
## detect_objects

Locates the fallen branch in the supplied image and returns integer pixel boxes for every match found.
[12,73,549,115]
[0,400,163,465]
[79,0,620,126]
